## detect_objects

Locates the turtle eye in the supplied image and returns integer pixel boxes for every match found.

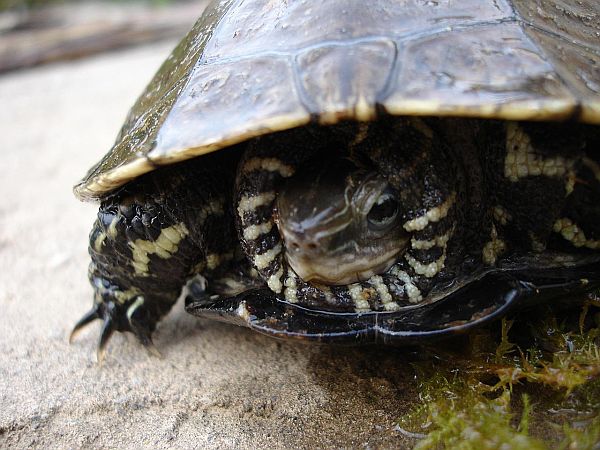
[367,189,399,231]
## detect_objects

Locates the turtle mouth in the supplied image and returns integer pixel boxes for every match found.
[284,245,403,285]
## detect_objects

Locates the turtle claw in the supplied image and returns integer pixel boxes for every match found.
[129,320,162,358]
[71,294,160,363]
[97,317,116,364]
[144,340,162,359]
[69,303,117,364]
[95,316,160,364]
[69,305,100,344]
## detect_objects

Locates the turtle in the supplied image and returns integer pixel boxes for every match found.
[70,0,600,361]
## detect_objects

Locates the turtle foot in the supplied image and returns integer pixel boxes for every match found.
[70,296,160,364]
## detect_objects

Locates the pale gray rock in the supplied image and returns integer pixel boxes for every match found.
[0,42,415,449]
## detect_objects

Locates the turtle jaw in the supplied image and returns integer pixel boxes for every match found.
[284,243,403,285]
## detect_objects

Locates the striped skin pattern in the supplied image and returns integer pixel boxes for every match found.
[481,121,600,262]
[235,119,461,312]
[74,118,600,356]
[72,151,245,359]
[235,118,600,313]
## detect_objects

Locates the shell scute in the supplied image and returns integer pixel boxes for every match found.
[75,0,600,200]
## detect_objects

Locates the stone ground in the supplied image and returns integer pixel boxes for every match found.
[0,42,421,449]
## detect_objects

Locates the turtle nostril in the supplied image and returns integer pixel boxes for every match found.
[287,240,318,253]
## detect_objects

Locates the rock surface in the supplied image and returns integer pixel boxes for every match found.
[0,42,417,449]
[0,2,209,73]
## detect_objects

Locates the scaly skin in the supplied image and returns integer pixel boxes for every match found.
[71,151,244,361]
[235,118,600,312]
[72,118,600,359]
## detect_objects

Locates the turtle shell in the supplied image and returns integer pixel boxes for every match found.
[186,260,600,343]
[74,0,600,201]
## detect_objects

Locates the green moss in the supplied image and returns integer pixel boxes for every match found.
[397,300,600,448]
[398,376,546,450]
[559,412,600,450]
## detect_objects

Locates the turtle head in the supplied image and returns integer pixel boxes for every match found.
[275,158,409,285]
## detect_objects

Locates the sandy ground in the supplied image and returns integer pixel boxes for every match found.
[0,42,418,449]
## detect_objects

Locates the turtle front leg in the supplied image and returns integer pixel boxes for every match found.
[70,156,238,362]
[70,265,176,362]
